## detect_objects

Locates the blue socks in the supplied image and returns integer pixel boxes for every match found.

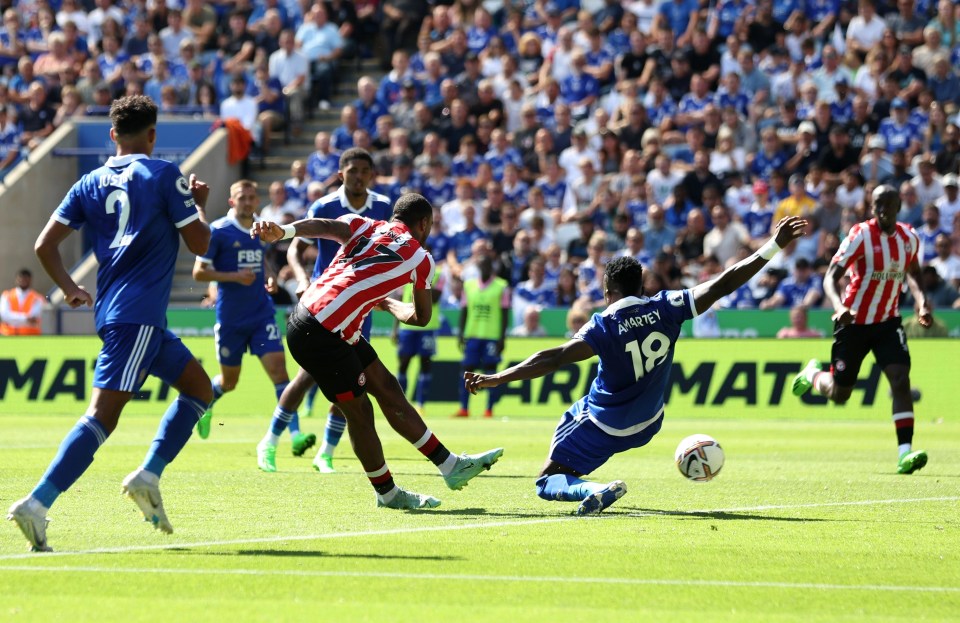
[143,394,208,477]
[31,415,110,508]
[270,406,295,438]
[324,411,346,446]
[535,474,606,502]
[459,367,470,409]
[415,373,431,406]
[397,372,408,394]
[273,382,300,436]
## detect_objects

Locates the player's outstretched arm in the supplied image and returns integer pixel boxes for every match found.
[691,216,806,315]
[253,218,352,244]
[34,220,93,308]
[464,339,596,394]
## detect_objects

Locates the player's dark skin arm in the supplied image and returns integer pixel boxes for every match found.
[379,288,433,327]
[286,236,313,295]
[823,263,852,324]
[905,258,933,326]
[465,339,596,394]
[253,217,352,245]
[691,216,807,315]
[35,220,93,308]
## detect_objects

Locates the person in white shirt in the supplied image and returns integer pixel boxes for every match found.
[647,153,684,206]
[846,0,887,57]
[260,181,303,223]
[704,204,750,265]
[268,29,309,129]
[159,9,193,60]
[934,173,960,234]
[558,126,601,184]
[509,305,548,337]
[913,158,945,214]
[220,74,260,138]
[929,233,960,288]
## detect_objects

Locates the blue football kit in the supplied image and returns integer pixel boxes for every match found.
[200,214,283,366]
[54,153,199,391]
[551,290,697,474]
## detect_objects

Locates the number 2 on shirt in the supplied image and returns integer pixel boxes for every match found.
[105,189,132,249]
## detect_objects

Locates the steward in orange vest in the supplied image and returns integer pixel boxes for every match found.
[0,269,43,335]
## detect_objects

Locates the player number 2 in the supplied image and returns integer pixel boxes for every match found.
[266,323,280,341]
[105,189,132,249]
[624,331,670,380]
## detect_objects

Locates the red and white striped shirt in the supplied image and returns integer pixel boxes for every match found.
[301,214,435,344]
[831,219,919,325]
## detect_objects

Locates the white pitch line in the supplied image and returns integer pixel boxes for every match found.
[671,496,960,516]
[0,565,955,593]
[0,517,572,561]
[0,495,954,562]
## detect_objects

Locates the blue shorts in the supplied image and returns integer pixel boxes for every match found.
[94,324,193,392]
[397,329,437,358]
[360,314,373,341]
[463,338,500,369]
[548,397,664,475]
[214,317,284,366]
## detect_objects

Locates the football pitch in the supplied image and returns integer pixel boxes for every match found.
[0,337,958,621]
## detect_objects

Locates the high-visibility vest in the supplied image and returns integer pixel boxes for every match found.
[0,288,43,335]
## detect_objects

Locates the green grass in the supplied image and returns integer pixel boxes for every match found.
[0,409,957,622]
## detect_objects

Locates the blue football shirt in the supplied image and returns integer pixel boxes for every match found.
[304,187,393,279]
[574,290,697,435]
[200,214,275,327]
[53,154,199,331]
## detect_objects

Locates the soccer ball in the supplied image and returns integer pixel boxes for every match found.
[675,434,724,482]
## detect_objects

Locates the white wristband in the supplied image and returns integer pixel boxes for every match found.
[280,224,297,240]
[758,239,781,260]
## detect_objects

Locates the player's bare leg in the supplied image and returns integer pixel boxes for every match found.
[793,360,854,403]
[364,358,502,490]
[885,363,928,474]
[197,364,241,439]
[336,393,439,509]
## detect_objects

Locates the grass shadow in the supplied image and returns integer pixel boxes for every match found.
[619,507,831,522]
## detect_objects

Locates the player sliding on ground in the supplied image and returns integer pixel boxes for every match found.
[792,184,932,475]
[464,217,806,515]
[8,95,214,551]
[254,193,502,509]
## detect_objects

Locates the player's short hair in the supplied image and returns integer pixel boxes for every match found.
[109,95,157,137]
[339,147,374,170]
[872,184,899,209]
[392,193,433,226]
[16,268,31,279]
[605,256,643,298]
[230,179,257,196]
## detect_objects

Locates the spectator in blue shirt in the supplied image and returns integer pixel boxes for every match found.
[655,0,698,43]
[560,50,599,120]
[760,258,823,308]
[878,97,923,158]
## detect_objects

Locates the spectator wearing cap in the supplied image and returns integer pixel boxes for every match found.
[818,124,859,183]
[741,179,775,240]
[935,173,960,233]
[879,98,923,158]
[787,120,819,176]
[860,134,896,183]
[454,50,483,109]
[760,257,823,309]
[914,155,945,210]
[775,173,818,222]
[888,44,927,103]
[389,78,420,130]
[830,77,854,125]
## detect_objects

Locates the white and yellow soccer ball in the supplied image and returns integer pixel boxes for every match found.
[675,434,724,482]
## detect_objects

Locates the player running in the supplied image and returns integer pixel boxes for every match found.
[464,217,806,515]
[192,179,314,455]
[254,193,503,509]
[8,95,213,550]
[792,185,932,474]
[265,147,393,473]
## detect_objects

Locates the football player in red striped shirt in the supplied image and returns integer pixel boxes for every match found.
[254,193,502,509]
[793,185,934,474]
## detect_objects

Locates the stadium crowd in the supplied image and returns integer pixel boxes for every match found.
[4,0,960,329]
